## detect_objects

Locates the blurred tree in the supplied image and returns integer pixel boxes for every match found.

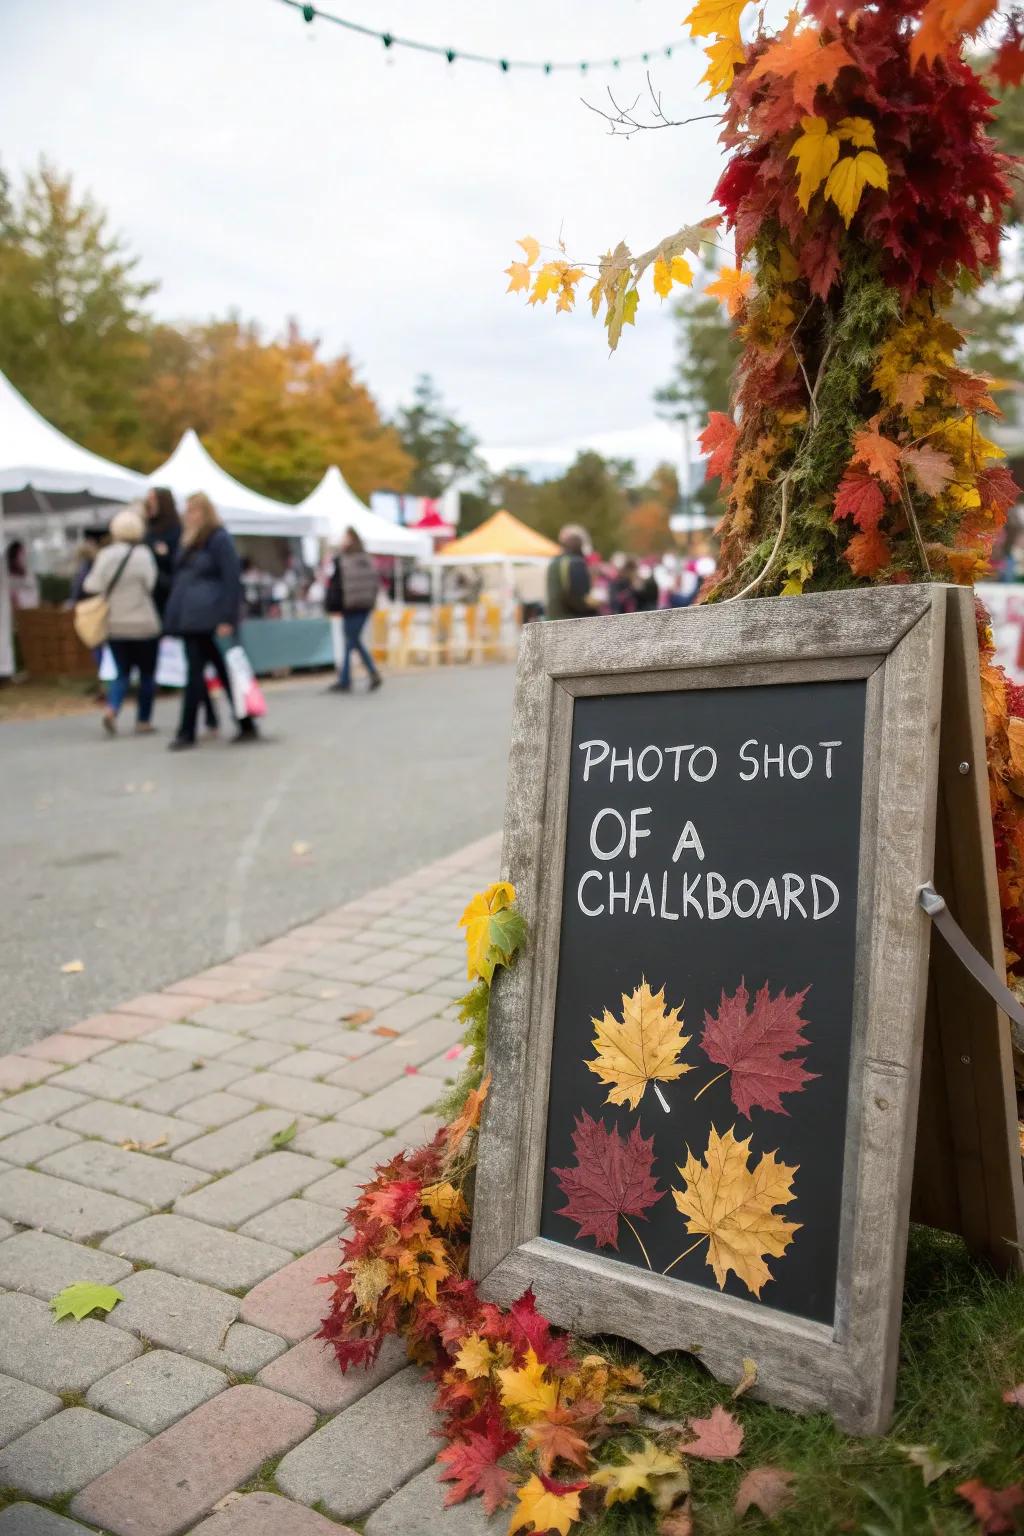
[622,463,680,555]
[528,450,627,556]
[396,374,484,496]
[137,317,411,501]
[655,277,743,520]
[0,158,155,459]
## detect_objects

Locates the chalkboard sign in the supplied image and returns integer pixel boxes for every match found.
[470,586,1024,1435]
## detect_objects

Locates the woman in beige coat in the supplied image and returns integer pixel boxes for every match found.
[83,507,161,736]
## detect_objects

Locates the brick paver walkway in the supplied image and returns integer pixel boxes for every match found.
[0,834,503,1536]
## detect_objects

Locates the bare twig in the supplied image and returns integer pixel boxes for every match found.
[582,72,720,137]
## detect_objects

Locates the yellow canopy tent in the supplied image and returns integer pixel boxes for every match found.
[434,509,559,564]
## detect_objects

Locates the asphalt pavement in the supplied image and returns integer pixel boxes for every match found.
[0,665,515,1051]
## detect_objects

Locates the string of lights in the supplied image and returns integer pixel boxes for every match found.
[277,0,686,73]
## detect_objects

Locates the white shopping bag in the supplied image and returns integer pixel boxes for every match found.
[224,643,266,719]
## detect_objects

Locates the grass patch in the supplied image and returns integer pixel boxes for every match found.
[590,1226,1023,1535]
[238,1453,285,1496]
[58,1391,87,1409]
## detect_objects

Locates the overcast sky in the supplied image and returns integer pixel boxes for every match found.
[1,0,731,478]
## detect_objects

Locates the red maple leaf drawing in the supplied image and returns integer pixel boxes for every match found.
[553,1111,663,1251]
[699,981,817,1118]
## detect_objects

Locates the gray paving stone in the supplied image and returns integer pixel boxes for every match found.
[169,1110,309,1173]
[175,1091,254,1127]
[37,1141,207,1209]
[419,1046,465,1080]
[86,1349,227,1433]
[0,1123,82,1167]
[352,992,451,1036]
[0,1407,147,1498]
[239,1198,345,1252]
[54,1063,152,1100]
[0,1168,146,1243]
[245,1017,342,1047]
[230,1072,358,1117]
[107,1269,286,1372]
[340,1138,392,1174]
[366,1463,504,1536]
[57,1100,199,1151]
[270,1048,351,1081]
[291,1119,381,1162]
[132,1062,249,1114]
[94,1043,199,1080]
[300,1166,366,1209]
[0,1109,33,1139]
[393,1113,446,1149]
[0,1292,142,1393]
[190,1491,347,1535]
[0,1087,88,1125]
[0,1373,62,1449]
[0,1505,98,1534]
[0,1216,12,1238]
[341,1073,441,1131]
[0,1229,133,1300]
[174,1152,332,1229]
[101,1214,290,1290]
[219,1039,293,1068]
[276,1367,437,1520]
[143,1022,242,1055]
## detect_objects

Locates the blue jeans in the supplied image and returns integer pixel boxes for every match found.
[340,611,378,687]
[108,637,159,723]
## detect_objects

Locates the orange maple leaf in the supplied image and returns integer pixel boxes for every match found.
[845,526,891,578]
[524,1409,591,1476]
[705,266,753,316]
[446,1072,491,1157]
[910,0,998,67]
[851,423,903,492]
[749,27,854,111]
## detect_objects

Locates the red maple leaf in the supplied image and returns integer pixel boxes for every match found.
[700,980,817,1118]
[437,1419,519,1514]
[553,1110,663,1249]
[700,412,740,485]
[478,1286,571,1370]
[845,525,892,577]
[993,27,1024,87]
[680,1404,745,1460]
[956,1478,1024,1534]
[799,223,843,300]
[977,466,1021,518]
[834,468,887,531]
[946,367,1001,416]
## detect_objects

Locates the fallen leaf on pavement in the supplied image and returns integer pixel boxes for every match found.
[50,1282,123,1322]
[733,1357,758,1399]
[956,1478,1024,1533]
[679,1404,744,1460]
[291,841,312,857]
[271,1120,298,1149]
[403,1065,419,1075]
[899,1443,953,1485]
[118,1135,167,1152]
[344,1008,376,1027]
[60,960,85,974]
[735,1466,796,1517]
[591,1443,687,1507]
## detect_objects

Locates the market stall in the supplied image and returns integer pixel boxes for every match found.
[429,509,559,654]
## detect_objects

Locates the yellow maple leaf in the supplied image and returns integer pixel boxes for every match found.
[454,1332,496,1380]
[824,150,888,225]
[505,261,533,294]
[699,32,747,95]
[836,115,876,147]
[654,254,695,298]
[421,1179,469,1232]
[671,1125,800,1298]
[497,1346,560,1422]
[459,881,516,981]
[555,266,585,313]
[788,115,840,211]
[517,235,541,267]
[781,556,813,596]
[349,1256,391,1313]
[529,262,567,307]
[509,1473,583,1536]
[587,978,692,1111]
[705,265,753,316]
[592,1443,689,1507]
[685,0,751,41]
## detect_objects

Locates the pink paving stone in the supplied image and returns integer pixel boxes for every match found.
[71,1385,316,1536]
[0,1056,60,1092]
[19,1033,110,1064]
[163,977,248,1000]
[239,1241,338,1342]
[192,1492,355,1534]
[116,992,210,1020]
[257,1331,407,1414]
[67,1012,159,1040]
[226,987,271,1004]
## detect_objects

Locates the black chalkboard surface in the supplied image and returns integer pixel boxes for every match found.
[539,680,866,1326]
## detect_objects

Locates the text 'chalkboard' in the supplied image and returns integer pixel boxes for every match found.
[539,680,867,1326]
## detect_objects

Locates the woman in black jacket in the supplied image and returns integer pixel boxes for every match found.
[143,486,181,616]
[164,493,257,750]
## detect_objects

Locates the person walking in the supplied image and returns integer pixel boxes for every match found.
[164,492,257,750]
[144,486,219,733]
[545,524,593,620]
[82,508,161,736]
[324,528,382,694]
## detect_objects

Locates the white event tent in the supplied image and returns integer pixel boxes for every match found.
[297,466,431,559]
[147,429,318,538]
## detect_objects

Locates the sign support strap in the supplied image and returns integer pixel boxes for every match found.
[919,882,1024,1033]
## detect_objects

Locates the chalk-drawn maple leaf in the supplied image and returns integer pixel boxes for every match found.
[699,980,817,1117]
[669,1125,800,1298]
[587,979,692,1111]
[553,1110,663,1255]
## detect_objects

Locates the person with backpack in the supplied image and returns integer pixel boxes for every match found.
[324,528,382,693]
[545,524,593,621]
[81,508,161,736]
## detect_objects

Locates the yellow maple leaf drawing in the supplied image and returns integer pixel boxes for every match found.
[587,979,692,1111]
[670,1125,800,1298]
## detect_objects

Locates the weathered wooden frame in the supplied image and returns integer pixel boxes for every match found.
[471,584,967,1435]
